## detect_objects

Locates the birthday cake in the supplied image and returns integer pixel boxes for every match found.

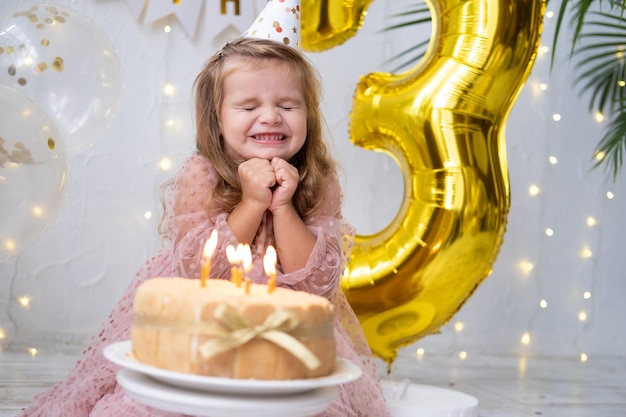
[131,277,336,380]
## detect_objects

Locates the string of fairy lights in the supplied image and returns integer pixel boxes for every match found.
[0,7,621,368]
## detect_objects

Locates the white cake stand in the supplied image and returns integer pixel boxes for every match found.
[117,369,338,417]
[104,341,363,417]
[383,379,479,417]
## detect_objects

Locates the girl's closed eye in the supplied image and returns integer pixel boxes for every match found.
[233,99,260,111]
[279,100,303,110]
[235,104,258,111]
[238,104,299,111]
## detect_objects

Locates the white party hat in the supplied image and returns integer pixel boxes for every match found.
[243,0,301,49]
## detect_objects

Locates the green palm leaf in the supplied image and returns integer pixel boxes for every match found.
[555,5,626,180]
[572,12,626,114]
[381,5,432,72]
[595,105,626,179]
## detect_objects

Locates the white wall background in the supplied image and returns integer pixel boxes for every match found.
[1,0,624,364]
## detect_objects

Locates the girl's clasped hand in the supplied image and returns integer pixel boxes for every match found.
[238,157,299,212]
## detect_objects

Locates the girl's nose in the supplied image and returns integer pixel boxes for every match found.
[259,106,281,124]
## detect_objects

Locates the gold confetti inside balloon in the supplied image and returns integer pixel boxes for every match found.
[0,85,67,262]
[301,0,373,52]
[341,0,545,366]
[0,3,122,155]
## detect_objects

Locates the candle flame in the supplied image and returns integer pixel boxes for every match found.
[238,243,252,272]
[263,245,277,275]
[200,230,218,287]
[264,245,277,293]
[226,244,243,287]
[226,245,238,264]
[203,229,218,259]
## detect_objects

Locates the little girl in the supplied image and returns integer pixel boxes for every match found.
[18,36,391,417]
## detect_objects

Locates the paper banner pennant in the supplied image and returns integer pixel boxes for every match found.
[121,0,266,40]
[203,0,260,40]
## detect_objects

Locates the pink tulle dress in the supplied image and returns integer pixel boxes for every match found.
[18,154,391,417]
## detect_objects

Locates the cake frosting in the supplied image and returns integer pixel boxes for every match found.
[131,277,336,380]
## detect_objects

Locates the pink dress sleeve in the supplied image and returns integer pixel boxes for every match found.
[164,154,239,279]
[275,174,355,299]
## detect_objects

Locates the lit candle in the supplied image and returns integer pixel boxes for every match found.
[239,244,252,294]
[200,229,218,287]
[263,245,277,293]
[226,245,241,287]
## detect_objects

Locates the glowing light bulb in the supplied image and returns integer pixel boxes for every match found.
[545,228,554,237]
[548,156,558,164]
[578,311,587,322]
[618,80,625,88]
[18,296,31,308]
[595,151,605,162]
[28,347,38,357]
[0,328,5,339]
[528,184,540,196]
[606,191,614,200]
[416,348,425,358]
[539,299,548,308]
[163,83,176,96]
[581,247,593,259]
[545,11,554,18]
[454,322,464,332]
[159,157,172,171]
[594,112,605,122]
[144,211,152,220]
[580,353,588,362]
[458,351,467,360]
[166,119,175,127]
[519,260,534,274]
[583,291,591,299]
[520,332,531,345]
[539,83,548,91]
[552,113,561,122]
[164,25,172,33]
[586,217,597,227]
[5,240,16,252]
[32,206,44,217]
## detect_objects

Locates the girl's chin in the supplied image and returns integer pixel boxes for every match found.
[252,151,290,161]
[233,148,294,161]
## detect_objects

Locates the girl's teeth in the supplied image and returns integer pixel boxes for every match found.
[256,135,283,141]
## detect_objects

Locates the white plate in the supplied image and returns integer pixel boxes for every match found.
[104,340,362,395]
[117,368,338,417]
[382,380,479,417]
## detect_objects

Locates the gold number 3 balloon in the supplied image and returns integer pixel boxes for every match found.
[302,0,545,366]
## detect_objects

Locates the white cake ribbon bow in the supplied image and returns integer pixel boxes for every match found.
[198,303,322,371]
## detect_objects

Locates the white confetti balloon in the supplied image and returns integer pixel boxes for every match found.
[0,85,67,262]
[0,2,123,155]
